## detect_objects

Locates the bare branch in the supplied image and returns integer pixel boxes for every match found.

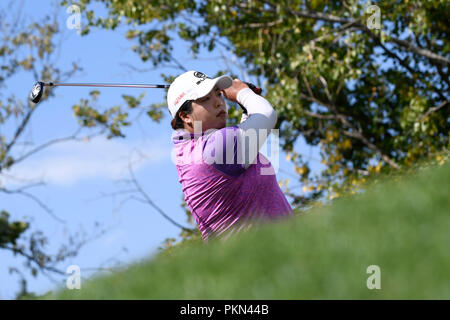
[240,19,283,29]
[11,127,103,167]
[387,36,450,66]
[0,185,66,223]
[421,100,449,120]
[126,156,193,232]
[298,87,400,170]
[0,244,66,276]
[342,130,400,169]
[318,75,333,102]
[304,110,335,120]
[301,73,314,98]
[2,106,37,168]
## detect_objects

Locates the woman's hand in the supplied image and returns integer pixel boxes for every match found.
[222,79,249,103]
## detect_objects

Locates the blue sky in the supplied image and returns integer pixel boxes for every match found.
[0,0,324,299]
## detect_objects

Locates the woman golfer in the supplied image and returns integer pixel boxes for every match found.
[168,71,293,241]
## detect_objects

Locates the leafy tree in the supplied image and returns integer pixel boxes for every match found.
[0,5,80,292]
[2,0,447,296]
[69,0,448,209]
[0,3,117,297]
[0,1,196,297]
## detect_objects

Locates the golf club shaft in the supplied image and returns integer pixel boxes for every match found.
[42,82,169,89]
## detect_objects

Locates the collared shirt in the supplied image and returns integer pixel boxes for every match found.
[172,125,293,241]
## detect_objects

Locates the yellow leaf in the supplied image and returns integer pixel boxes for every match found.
[343,139,352,149]
[375,162,382,173]
[295,166,306,175]
[326,130,334,142]
[331,164,340,173]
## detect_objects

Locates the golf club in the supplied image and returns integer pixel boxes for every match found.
[29,81,262,105]
[29,81,170,104]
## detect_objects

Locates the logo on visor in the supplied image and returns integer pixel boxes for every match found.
[193,71,210,85]
[174,92,186,106]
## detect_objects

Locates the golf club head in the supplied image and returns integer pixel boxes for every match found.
[29,81,44,104]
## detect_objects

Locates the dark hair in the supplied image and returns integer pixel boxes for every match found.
[171,100,193,130]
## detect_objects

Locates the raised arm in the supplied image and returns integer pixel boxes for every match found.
[223,79,277,169]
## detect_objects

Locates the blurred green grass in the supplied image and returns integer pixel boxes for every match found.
[45,161,450,299]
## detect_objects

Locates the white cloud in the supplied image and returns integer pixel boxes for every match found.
[1,136,171,187]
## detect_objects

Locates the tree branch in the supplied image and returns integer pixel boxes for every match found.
[262,1,450,66]
[421,100,449,120]
[126,152,194,232]
[299,81,401,170]
[0,184,66,223]
[304,110,335,120]
[2,106,37,168]
[10,128,103,168]
[0,244,66,276]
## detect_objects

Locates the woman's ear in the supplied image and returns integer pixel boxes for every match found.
[179,111,193,128]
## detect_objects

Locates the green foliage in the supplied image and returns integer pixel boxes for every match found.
[46,160,450,299]
[145,102,166,123]
[0,10,79,171]
[0,5,98,293]
[0,211,29,247]
[70,0,448,211]
[72,91,132,139]
[70,90,170,137]
[0,11,66,258]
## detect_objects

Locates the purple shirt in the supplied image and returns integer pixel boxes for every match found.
[173,125,293,241]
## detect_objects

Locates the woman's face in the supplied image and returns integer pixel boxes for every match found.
[182,85,228,132]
